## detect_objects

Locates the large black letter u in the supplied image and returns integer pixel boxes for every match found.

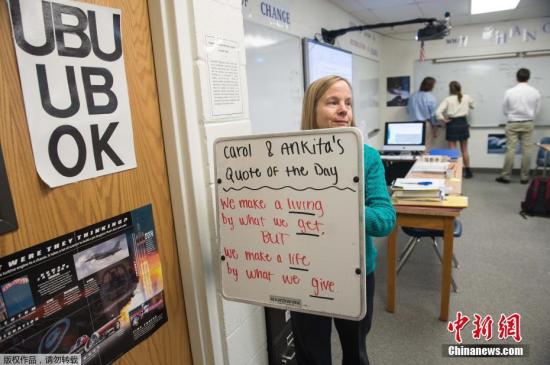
[9,0,55,56]
[37,64,80,118]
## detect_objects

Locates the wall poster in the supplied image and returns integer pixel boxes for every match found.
[206,35,244,117]
[0,205,167,364]
[7,0,137,187]
[487,134,522,154]
[386,76,410,107]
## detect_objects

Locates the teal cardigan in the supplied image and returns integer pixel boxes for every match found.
[363,145,396,274]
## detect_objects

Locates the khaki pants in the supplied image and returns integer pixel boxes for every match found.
[500,121,534,180]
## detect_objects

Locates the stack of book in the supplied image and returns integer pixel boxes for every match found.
[392,178,446,201]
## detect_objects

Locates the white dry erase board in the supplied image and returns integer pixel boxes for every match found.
[244,21,304,134]
[414,55,550,127]
[243,22,379,139]
[353,54,380,138]
[214,128,366,320]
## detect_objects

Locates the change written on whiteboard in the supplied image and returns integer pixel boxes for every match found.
[214,128,367,320]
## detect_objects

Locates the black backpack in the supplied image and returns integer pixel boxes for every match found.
[520,177,550,218]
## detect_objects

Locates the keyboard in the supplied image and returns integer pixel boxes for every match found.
[380,155,417,161]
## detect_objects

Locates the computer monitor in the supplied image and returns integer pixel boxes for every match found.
[383,121,426,152]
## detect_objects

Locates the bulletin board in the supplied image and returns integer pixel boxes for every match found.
[214,128,366,320]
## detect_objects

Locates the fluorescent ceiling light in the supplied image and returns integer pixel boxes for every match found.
[471,0,521,14]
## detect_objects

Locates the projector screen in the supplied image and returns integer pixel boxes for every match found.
[303,39,353,87]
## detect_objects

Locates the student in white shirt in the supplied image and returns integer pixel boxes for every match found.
[496,68,541,184]
[436,81,475,178]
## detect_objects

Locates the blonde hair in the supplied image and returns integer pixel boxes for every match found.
[300,75,355,130]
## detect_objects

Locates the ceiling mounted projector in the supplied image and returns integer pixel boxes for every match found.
[416,12,451,41]
[320,12,451,45]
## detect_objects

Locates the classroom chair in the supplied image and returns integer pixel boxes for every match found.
[535,136,550,177]
[397,219,462,293]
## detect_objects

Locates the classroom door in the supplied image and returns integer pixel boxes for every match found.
[0,0,193,364]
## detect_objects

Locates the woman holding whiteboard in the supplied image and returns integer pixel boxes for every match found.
[436,81,475,178]
[291,75,395,365]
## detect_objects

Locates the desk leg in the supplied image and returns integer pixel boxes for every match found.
[440,217,455,321]
[387,226,398,313]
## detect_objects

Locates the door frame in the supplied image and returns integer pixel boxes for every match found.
[148,1,226,364]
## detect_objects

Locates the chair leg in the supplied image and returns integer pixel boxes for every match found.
[432,238,459,268]
[398,237,416,262]
[397,238,420,274]
[450,275,458,293]
[431,238,458,293]
[431,238,445,265]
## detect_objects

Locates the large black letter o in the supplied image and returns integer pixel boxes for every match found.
[48,125,86,177]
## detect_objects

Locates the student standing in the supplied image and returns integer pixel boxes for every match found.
[407,77,438,149]
[496,68,541,184]
[291,75,395,365]
[436,81,475,178]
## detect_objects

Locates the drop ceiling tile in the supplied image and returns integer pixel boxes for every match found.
[336,0,369,12]
[371,4,424,22]
[416,0,470,17]
[333,0,548,31]
[506,5,550,19]
[358,0,417,10]
[350,9,384,24]
[517,0,550,9]
[448,14,472,27]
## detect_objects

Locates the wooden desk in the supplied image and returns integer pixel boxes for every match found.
[386,159,467,321]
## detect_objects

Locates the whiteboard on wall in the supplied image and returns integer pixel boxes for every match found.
[353,54,380,138]
[414,55,550,127]
[244,21,304,134]
[244,21,380,140]
[214,128,366,320]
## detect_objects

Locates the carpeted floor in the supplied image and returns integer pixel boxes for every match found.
[331,171,550,364]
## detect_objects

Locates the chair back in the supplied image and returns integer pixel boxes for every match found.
[537,137,550,166]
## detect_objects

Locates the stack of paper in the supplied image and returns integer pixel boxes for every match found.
[410,161,449,173]
[392,178,445,201]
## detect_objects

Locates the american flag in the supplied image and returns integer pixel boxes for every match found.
[419,41,425,62]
